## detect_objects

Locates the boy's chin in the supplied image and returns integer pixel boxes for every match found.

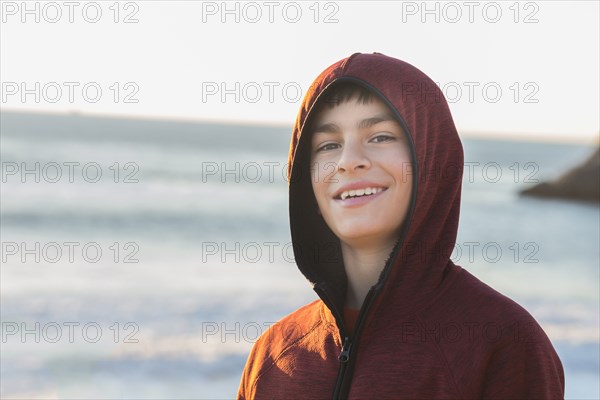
[335,226,397,247]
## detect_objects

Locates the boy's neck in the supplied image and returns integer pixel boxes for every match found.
[341,238,397,309]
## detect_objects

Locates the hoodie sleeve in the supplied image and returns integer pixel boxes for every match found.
[481,318,565,399]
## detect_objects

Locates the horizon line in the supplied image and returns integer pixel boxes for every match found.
[2,108,598,146]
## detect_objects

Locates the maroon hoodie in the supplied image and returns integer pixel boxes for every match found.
[237,53,564,399]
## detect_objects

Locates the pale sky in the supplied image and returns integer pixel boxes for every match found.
[1,0,599,143]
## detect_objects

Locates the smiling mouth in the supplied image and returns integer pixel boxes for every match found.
[334,187,387,200]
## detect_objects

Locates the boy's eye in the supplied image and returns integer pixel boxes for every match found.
[315,142,340,153]
[370,134,396,143]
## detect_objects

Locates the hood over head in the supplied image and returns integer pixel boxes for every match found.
[288,52,464,321]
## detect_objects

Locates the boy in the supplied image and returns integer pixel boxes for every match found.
[237,53,564,399]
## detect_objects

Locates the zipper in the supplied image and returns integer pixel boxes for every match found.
[315,282,382,399]
[331,336,352,399]
[331,286,379,399]
[338,337,352,362]
[313,282,351,399]
[313,234,410,398]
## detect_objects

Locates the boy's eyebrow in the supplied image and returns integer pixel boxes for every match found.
[312,113,398,135]
[358,113,397,129]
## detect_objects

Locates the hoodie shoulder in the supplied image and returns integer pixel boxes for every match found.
[422,266,557,346]
[418,266,565,399]
[443,267,544,324]
[237,299,339,399]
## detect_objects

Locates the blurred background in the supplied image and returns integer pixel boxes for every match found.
[1,1,598,399]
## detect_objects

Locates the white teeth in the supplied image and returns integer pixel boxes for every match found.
[339,187,384,200]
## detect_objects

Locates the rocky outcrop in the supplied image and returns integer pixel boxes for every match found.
[520,147,599,203]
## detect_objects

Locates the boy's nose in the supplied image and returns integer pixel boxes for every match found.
[336,142,371,173]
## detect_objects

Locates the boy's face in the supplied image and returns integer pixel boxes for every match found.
[310,96,413,248]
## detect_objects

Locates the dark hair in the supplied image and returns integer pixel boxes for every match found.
[315,81,376,109]
[305,81,377,137]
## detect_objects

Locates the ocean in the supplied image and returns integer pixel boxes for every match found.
[1,111,598,399]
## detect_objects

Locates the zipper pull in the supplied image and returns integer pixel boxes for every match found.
[338,336,352,363]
